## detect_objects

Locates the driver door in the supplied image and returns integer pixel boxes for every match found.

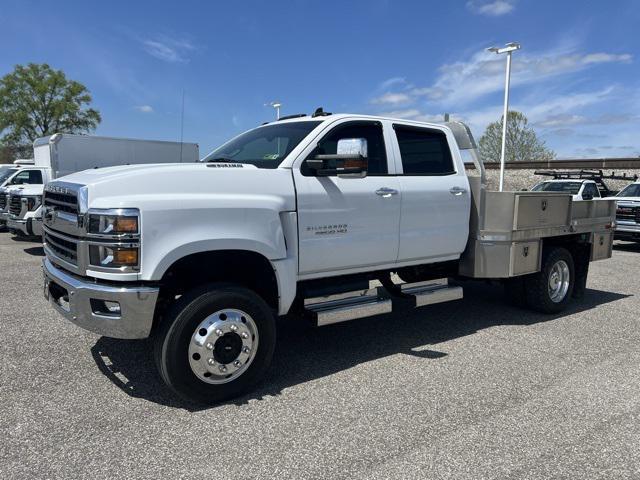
[293,120,401,276]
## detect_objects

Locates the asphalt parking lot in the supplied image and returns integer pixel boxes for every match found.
[2,232,640,480]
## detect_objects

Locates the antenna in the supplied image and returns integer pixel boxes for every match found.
[179,89,185,162]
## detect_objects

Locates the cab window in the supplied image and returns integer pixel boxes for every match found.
[393,125,455,175]
[10,170,43,185]
[583,183,600,198]
[304,121,388,175]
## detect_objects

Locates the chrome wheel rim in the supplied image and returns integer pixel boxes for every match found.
[548,260,570,303]
[188,309,259,384]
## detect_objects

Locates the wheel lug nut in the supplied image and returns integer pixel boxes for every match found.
[219,365,227,373]
[205,342,214,350]
[241,332,249,339]
[215,329,224,337]
[230,324,238,332]
[242,346,250,353]
[207,358,215,366]
[234,360,242,367]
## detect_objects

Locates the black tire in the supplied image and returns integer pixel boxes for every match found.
[525,246,575,314]
[504,276,528,308]
[153,283,276,405]
[572,247,590,299]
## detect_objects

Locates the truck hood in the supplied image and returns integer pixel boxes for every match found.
[54,162,297,211]
[605,196,640,203]
[6,184,44,196]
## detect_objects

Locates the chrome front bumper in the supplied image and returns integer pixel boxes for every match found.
[6,216,43,237]
[7,216,27,234]
[43,258,160,339]
[615,223,640,233]
[614,221,640,239]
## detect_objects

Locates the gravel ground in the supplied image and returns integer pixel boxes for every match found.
[1,232,640,479]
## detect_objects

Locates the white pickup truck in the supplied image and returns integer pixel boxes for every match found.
[612,181,640,241]
[531,179,601,201]
[41,113,616,404]
[0,163,47,230]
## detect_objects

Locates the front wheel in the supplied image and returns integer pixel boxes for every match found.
[525,246,575,314]
[154,283,276,405]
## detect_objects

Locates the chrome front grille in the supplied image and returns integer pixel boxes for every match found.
[44,191,78,215]
[44,229,79,265]
[616,206,640,223]
[9,195,22,216]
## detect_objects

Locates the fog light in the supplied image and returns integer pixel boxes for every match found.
[90,299,122,317]
[104,301,121,314]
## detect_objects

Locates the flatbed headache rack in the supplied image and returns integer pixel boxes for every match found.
[534,169,639,197]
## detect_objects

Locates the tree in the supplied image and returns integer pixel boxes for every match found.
[0,63,101,162]
[479,110,554,162]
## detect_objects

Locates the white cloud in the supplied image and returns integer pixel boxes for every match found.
[370,92,412,106]
[377,77,407,90]
[381,86,620,146]
[373,47,632,108]
[135,105,154,113]
[582,53,632,64]
[467,0,515,16]
[536,114,587,127]
[142,35,195,63]
[378,109,447,123]
[368,43,638,158]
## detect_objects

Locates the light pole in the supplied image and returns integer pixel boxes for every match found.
[266,101,283,156]
[267,101,282,120]
[487,42,521,191]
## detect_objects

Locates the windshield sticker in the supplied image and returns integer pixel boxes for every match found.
[263,154,279,160]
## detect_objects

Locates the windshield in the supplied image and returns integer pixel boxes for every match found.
[203,121,322,168]
[617,183,640,198]
[532,181,582,194]
[0,167,18,184]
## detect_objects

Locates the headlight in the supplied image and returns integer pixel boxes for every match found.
[22,196,41,211]
[89,245,139,268]
[87,209,139,235]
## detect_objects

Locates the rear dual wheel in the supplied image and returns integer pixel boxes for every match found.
[154,283,276,405]
[505,246,576,314]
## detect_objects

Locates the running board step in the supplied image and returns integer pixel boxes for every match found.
[401,282,463,307]
[304,282,463,327]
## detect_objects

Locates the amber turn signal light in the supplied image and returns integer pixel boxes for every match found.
[114,217,138,233]
[113,248,138,266]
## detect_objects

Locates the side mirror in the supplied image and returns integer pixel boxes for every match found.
[306,138,368,178]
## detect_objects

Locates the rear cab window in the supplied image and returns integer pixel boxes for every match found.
[393,125,456,175]
[583,183,600,198]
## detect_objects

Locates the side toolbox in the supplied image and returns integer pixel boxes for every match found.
[591,231,613,261]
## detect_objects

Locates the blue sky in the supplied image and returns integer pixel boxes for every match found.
[2,0,639,158]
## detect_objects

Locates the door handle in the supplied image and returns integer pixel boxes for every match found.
[449,186,467,196]
[375,187,398,197]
